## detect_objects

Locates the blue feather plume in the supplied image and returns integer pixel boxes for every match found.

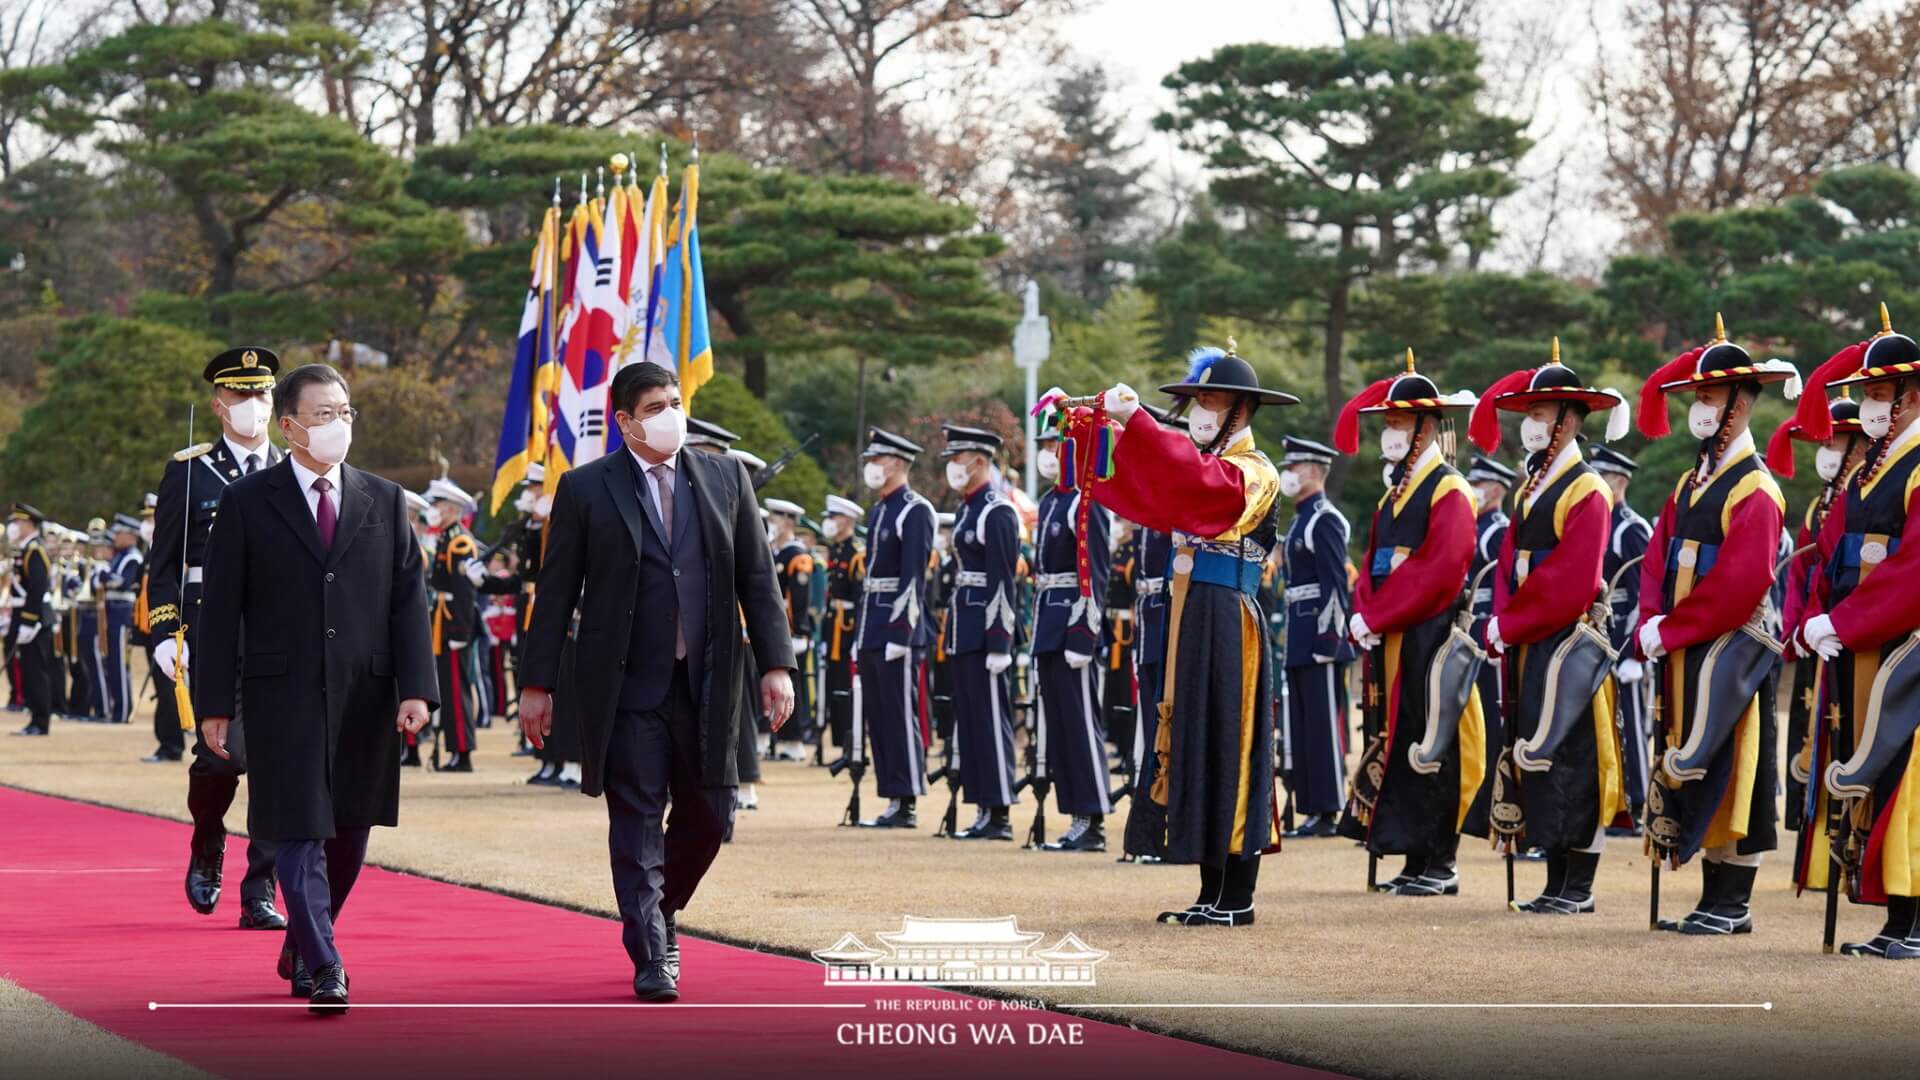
[1185,346,1226,383]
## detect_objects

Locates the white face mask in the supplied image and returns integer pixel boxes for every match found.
[862,462,888,490]
[222,396,270,440]
[627,405,687,457]
[514,489,537,513]
[1860,397,1894,440]
[1188,405,1222,445]
[1380,427,1412,463]
[1815,445,1846,482]
[1278,470,1303,499]
[1520,416,1554,453]
[1036,448,1059,481]
[139,520,154,545]
[1687,400,1724,441]
[5,522,19,545]
[291,417,352,466]
[945,461,972,491]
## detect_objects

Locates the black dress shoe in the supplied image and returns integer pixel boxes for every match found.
[1284,814,1340,839]
[280,946,316,998]
[10,724,47,736]
[527,768,558,786]
[185,848,224,915]
[400,745,422,767]
[308,963,349,1015]
[440,756,473,773]
[1042,818,1107,852]
[858,803,917,829]
[633,960,679,1003]
[142,747,184,763]
[664,914,681,981]
[238,897,287,930]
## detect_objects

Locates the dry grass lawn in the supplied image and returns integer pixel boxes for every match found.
[2,709,1913,1079]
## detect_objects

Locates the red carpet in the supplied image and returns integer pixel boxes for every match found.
[0,786,1311,1078]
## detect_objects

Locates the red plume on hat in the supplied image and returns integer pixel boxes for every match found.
[1765,418,1801,477]
[1334,377,1393,454]
[1793,342,1866,443]
[1469,368,1536,454]
[1637,346,1705,438]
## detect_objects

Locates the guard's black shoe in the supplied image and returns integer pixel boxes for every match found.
[185,847,224,915]
[400,745,422,767]
[1884,937,1920,960]
[142,746,183,763]
[1157,905,1255,927]
[1042,816,1106,853]
[1284,814,1340,838]
[1676,908,1752,935]
[1839,935,1899,957]
[10,724,47,736]
[633,960,679,1003]
[238,897,286,930]
[308,964,349,1015]
[664,914,681,982]
[527,768,556,785]
[858,801,916,829]
[1390,868,1460,897]
[440,754,473,773]
[956,815,1014,841]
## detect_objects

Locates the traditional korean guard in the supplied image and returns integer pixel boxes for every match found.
[425,477,484,772]
[1635,314,1795,935]
[1069,342,1292,924]
[1470,341,1631,913]
[820,495,866,758]
[1276,435,1354,839]
[940,425,1021,841]
[1460,453,1516,837]
[1335,351,1486,898]
[1031,415,1114,853]
[1587,445,1653,832]
[854,429,934,828]
[1790,306,1920,957]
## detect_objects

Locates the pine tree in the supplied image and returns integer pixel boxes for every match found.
[1020,63,1149,306]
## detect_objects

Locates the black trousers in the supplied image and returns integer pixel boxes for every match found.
[1285,663,1349,816]
[150,650,184,752]
[1037,652,1111,817]
[184,587,277,899]
[277,828,369,971]
[856,648,927,799]
[604,663,735,972]
[435,645,475,757]
[17,630,52,729]
[951,651,1015,808]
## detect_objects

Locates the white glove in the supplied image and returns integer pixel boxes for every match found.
[1065,650,1093,670]
[791,636,810,656]
[1485,617,1505,654]
[1802,614,1843,661]
[1349,612,1381,650]
[884,642,909,663]
[15,622,39,646]
[1616,657,1645,685]
[1103,383,1140,423]
[153,635,182,679]
[1638,616,1667,659]
[985,652,1012,675]
[462,559,486,586]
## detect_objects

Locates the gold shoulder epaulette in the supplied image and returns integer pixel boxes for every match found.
[174,442,215,462]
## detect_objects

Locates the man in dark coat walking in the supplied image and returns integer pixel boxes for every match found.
[195,362,437,1015]
[518,361,795,1004]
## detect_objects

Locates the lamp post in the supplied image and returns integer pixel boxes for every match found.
[1012,280,1050,501]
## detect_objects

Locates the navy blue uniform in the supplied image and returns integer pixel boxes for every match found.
[945,484,1020,808]
[1606,500,1653,820]
[1032,486,1110,817]
[854,485,934,799]
[1462,503,1508,835]
[1281,492,1354,816]
[97,546,142,724]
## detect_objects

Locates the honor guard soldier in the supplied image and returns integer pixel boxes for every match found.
[139,494,185,761]
[1103,516,1141,781]
[76,522,111,720]
[1076,344,1292,923]
[820,495,866,761]
[1461,453,1517,835]
[1471,341,1631,913]
[7,505,53,736]
[1276,436,1355,839]
[1790,306,1920,957]
[940,425,1021,840]
[1589,445,1654,831]
[98,514,144,726]
[1336,350,1485,898]
[854,428,934,828]
[929,511,957,755]
[147,345,286,928]
[425,477,483,772]
[1029,413,1114,853]
[1772,396,1867,846]
[765,497,815,761]
[1635,314,1795,936]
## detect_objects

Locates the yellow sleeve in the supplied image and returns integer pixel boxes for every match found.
[1553,472,1613,537]
[1213,452,1280,542]
[1720,471,1786,535]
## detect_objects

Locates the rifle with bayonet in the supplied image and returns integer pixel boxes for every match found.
[752,433,820,492]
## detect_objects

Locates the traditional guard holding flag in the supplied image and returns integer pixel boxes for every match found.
[1470,341,1630,913]
[1069,343,1291,924]
[148,346,286,929]
[939,425,1021,840]
[820,494,866,758]
[1587,445,1653,832]
[854,428,934,828]
[1789,306,1920,957]
[1335,351,1485,898]
[1276,435,1354,839]
[7,505,52,736]
[425,477,483,772]
[1635,314,1794,936]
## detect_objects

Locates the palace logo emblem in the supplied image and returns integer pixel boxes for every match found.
[813,916,1107,987]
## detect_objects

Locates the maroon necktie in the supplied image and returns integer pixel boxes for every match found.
[313,477,336,549]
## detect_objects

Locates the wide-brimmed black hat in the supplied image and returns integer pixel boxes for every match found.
[1158,343,1300,408]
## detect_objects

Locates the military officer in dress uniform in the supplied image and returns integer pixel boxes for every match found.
[1276,436,1354,839]
[940,425,1021,841]
[765,497,815,761]
[854,429,934,829]
[7,505,53,736]
[425,477,484,772]
[1590,444,1653,832]
[148,346,286,929]
[97,514,144,726]
[820,495,865,760]
[76,523,112,721]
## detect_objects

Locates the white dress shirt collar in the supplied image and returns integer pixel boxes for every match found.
[224,434,270,474]
[1698,429,1756,483]
[1523,439,1583,515]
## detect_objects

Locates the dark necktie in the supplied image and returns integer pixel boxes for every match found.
[313,477,336,549]
[245,453,260,475]
[651,464,685,659]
